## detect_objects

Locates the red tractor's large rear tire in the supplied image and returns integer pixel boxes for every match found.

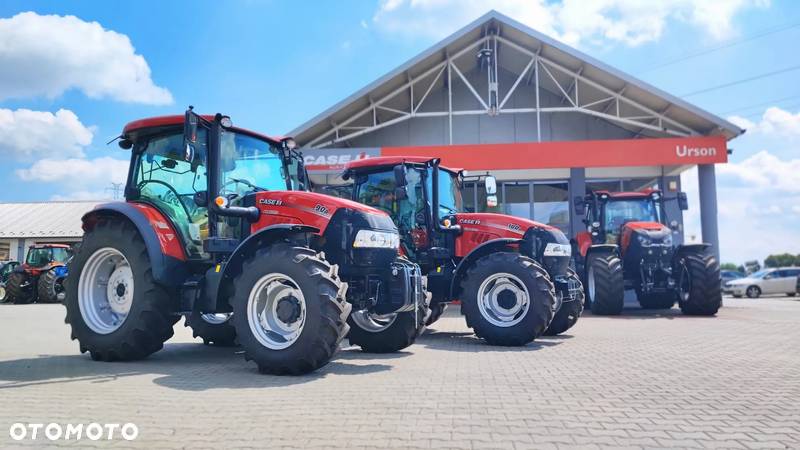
[460,252,555,346]
[544,269,584,336]
[37,268,65,304]
[230,244,350,375]
[677,251,722,316]
[6,272,36,305]
[64,220,177,361]
[185,311,237,346]
[586,253,624,315]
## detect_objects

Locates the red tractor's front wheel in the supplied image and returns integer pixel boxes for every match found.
[231,244,350,375]
[460,252,555,346]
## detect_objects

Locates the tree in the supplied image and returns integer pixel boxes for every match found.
[720,262,739,271]
[764,253,799,268]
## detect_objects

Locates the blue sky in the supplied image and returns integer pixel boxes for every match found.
[0,0,798,264]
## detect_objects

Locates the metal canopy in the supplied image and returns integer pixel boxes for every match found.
[289,10,744,148]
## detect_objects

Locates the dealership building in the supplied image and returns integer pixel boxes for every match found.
[292,11,743,256]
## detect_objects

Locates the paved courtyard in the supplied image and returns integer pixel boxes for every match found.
[0,296,799,449]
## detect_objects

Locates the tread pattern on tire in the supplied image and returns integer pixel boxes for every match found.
[64,219,176,361]
[544,268,584,336]
[185,311,237,346]
[678,251,722,316]
[37,268,64,304]
[460,252,555,346]
[347,301,426,353]
[587,253,624,315]
[232,244,350,375]
[7,272,35,304]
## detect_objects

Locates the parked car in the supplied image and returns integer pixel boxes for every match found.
[0,261,20,302]
[726,267,800,298]
[720,270,746,293]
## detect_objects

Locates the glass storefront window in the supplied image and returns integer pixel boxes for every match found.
[503,182,531,219]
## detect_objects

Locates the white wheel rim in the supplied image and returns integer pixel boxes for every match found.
[247,273,306,350]
[201,313,232,325]
[0,286,6,301]
[477,272,530,327]
[587,266,596,301]
[351,310,397,333]
[78,247,133,334]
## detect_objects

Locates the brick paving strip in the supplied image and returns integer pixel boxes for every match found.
[0,297,798,449]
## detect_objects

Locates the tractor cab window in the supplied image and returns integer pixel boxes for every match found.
[219,132,294,196]
[603,199,660,242]
[26,247,68,267]
[355,169,426,255]
[426,169,462,217]
[135,130,209,259]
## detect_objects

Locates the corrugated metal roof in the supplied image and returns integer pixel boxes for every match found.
[289,10,744,145]
[0,201,106,238]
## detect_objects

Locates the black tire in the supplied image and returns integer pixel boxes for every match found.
[586,253,624,315]
[347,299,426,353]
[460,252,555,346]
[544,269,585,336]
[230,244,350,375]
[64,219,176,361]
[745,286,761,299]
[732,294,742,298]
[677,251,722,316]
[37,268,65,304]
[636,291,676,309]
[185,311,237,346]
[425,302,447,326]
[788,293,797,297]
[7,272,36,305]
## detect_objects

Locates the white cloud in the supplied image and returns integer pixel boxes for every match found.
[728,107,800,137]
[681,150,800,265]
[0,108,93,160]
[0,12,172,105]
[16,157,129,187]
[372,0,767,47]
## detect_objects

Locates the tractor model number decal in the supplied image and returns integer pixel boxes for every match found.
[314,204,330,217]
[458,218,481,225]
[508,223,521,232]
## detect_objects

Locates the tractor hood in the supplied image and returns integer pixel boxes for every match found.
[455,213,558,237]
[620,221,673,254]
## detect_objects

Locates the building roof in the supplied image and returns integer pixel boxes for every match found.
[289,10,744,146]
[0,201,104,239]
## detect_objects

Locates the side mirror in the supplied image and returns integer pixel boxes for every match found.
[183,107,198,163]
[485,175,497,195]
[394,186,408,200]
[393,164,408,187]
[573,196,586,216]
[677,192,689,210]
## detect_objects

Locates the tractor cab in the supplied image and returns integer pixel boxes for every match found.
[120,110,306,260]
[22,244,71,272]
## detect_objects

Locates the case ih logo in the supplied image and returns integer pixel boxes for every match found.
[508,223,521,232]
[458,218,481,225]
[675,145,717,158]
[259,199,283,206]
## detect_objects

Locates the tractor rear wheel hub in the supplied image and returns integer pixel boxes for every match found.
[276,296,301,324]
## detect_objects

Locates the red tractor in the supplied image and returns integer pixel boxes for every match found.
[573,189,721,316]
[5,244,72,304]
[64,108,425,375]
[341,157,584,344]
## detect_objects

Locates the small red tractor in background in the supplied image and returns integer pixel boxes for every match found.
[5,244,72,304]
[342,157,584,344]
[573,189,721,316]
[64,108,425,375]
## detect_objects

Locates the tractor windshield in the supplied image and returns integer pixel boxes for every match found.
[219,131,298,196]
[26,247,69,268]
[427,168,462,216]
[604,198,660,234]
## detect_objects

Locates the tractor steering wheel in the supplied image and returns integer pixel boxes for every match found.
[137,180,192,219]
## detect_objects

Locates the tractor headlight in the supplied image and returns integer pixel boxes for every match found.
[352,230,399,249]
[637,235,651,246]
